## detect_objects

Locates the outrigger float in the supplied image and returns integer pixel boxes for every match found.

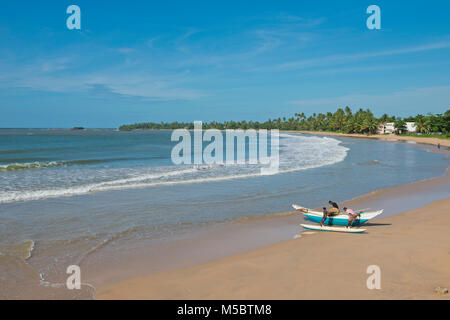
[300,224,367,233]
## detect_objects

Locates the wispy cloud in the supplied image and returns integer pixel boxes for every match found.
[116,47,136,54]
[275,14,326,27]
[146,37,159,48]
[2,53,204,101]
[288,86,450,115]
[297,61,449,76]
[26,73,204,101]
[253,13,326,27]
[1,11,327,99]
[2,9,450,113]
[255,39,450,72]
[40,57,73,72]
[171,17,320,69]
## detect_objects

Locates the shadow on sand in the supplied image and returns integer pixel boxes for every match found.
[363,222,391,226]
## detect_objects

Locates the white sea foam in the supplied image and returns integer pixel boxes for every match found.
[0,161,63,171]
[0,134,348,203]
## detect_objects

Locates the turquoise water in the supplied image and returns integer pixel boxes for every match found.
[0,129,448,297]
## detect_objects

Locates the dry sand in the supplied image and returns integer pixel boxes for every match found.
[96,134,449,300]
[294,131,450,148]
[97,198,450,300]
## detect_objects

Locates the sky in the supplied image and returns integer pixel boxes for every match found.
[0,0,449,128]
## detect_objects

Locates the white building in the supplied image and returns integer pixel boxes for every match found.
[378,121,417,134]
[406,122,417,133]
[378,122,395,134]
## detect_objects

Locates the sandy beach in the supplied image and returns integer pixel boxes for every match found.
[97,182,450,300]
[2,130,449,300]
[294,131,450,148]
[3,1,450,304]
[95,138,450,300]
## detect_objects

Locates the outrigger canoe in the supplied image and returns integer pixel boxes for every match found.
[292,204,383,226]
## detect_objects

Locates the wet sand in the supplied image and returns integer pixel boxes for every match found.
[97,180,450,299]
[4,134,448,299]
[293,131,450,148]
[84,167,450,291]
[94,139,449,300]
[97,198,450,299]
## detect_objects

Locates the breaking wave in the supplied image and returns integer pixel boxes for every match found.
[0,158,135,172]
[0,134,349,203]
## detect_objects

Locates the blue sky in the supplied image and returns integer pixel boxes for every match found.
[1,0,449,128]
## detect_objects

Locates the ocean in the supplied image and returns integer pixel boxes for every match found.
[0,129,448,298]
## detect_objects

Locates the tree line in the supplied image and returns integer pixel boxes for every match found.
[119,107,450,136]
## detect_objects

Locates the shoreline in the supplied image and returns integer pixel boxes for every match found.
[82,165,450,292]
[291,130,450,148]
[97,197,450,299]
[115,128,449,148]
[92,134,450,299]
[96,166,450,299]
[3,132,449,299]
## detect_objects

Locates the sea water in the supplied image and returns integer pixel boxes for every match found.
[0,129,448,298]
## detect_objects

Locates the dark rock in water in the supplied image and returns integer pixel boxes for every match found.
[71,127,85,130]
[434,287,448,295]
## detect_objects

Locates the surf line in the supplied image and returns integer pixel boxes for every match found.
[171,121,280,175]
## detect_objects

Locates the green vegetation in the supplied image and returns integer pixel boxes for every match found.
[119,107,450,137]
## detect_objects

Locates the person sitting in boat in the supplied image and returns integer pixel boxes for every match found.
[344,207,360,228]
[328,200,340,215]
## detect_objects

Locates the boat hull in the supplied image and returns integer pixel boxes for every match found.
[304,214,368,226]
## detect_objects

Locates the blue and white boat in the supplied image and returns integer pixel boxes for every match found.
[292,204,383,226]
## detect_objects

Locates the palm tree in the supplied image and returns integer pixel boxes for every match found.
[344,106,352,118]
[414,115,430,133]
[394,119,407,134]
[363,116,378,134]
